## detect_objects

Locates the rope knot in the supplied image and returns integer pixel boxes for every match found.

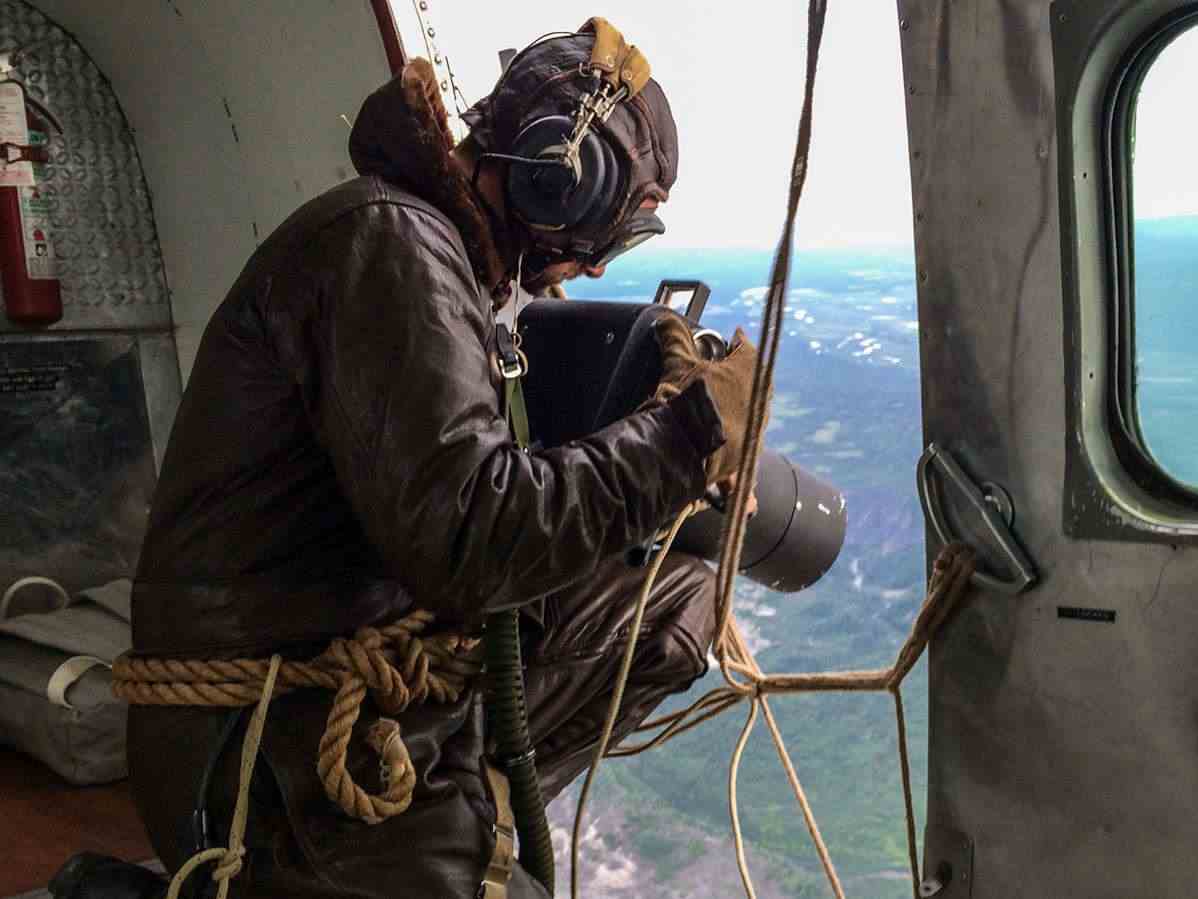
[313,618,464,825]
[325,633,412,713]
[117,609,478,833]
[211,846,245,883]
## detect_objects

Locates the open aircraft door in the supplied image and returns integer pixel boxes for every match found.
[901,1,1198,896]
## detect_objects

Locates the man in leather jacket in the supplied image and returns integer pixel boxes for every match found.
[125,21,759,899]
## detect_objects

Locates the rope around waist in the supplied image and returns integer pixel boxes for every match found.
[112,608,482,824]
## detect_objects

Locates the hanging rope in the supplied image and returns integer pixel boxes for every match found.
[114,609,481,825]
[569,501,703,899]
[569,1,985,896]
[595,544,973,899]
[632,545,974,897]
[163,654,282,899]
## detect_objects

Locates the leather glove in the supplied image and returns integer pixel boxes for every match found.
[651,314,770,485]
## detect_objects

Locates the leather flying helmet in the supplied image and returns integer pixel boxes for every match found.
[462,18,679,265]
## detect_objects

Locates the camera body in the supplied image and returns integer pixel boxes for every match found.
[516,288,846,593]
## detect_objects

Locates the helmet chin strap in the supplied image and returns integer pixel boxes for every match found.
[494,252,529,331]
[471,153,535,306]
[514,251,525,308]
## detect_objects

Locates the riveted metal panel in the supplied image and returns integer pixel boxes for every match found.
[0,0,172,331]
[27,0,395,381]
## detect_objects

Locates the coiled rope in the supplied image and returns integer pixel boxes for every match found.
[569,1,982,897]
[114,607,482,896]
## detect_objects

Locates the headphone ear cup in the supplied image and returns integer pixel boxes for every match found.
[506,116,579,227]
[506,115,621,230]
[579,130,623,231]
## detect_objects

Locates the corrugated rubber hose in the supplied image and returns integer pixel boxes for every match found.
[483,609,555,896]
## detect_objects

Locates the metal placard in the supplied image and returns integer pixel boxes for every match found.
[0,335,156,592]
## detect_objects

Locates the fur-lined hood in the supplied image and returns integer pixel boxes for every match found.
[348,60,511,291]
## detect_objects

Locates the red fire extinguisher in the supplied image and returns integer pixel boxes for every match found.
[0,80,62,326]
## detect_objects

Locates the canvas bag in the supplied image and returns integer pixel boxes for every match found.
[0,578,132,785]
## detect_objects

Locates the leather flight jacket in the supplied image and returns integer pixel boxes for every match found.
[128,57,721,899]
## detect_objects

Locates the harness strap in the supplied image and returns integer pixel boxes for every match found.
[504,378,531,451]
[479,760,516,899]
[496,323,531,451]
[486,316,541,897]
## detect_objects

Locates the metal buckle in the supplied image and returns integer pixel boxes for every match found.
[499,351,527,380]
[495,325,528,380]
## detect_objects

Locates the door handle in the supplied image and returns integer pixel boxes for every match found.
[917,443,1037,595]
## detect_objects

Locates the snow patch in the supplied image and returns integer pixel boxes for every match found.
[811,421,842,444]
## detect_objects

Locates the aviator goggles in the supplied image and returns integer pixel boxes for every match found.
[587,209,665,268]
[531,208,666,273]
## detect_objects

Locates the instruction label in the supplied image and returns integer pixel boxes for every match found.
[1057,606,1117,624]
[17,133,57,280]
[0,363,69,394]
[0,82,34,188]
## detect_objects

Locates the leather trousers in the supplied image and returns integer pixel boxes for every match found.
[129,553,717,898]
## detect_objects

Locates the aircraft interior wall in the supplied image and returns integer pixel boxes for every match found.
[901,1,1198,896]
[0,4,397,890]
[0,0,395,593]
[25,0,396,382]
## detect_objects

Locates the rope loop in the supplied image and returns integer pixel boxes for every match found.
[116,610,481,827]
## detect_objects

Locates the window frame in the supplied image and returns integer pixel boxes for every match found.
[1104,6,1198,504]
[1053,0,1198,542]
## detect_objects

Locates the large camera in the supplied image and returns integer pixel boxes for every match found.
[516,282,846,593]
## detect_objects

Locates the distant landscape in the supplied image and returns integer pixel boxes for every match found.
[1133,215,1198,487]
[560,245,928,899]
[551,218,1196,898]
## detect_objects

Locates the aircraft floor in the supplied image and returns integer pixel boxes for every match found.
[0,749,155,897]
[3,860,164,899]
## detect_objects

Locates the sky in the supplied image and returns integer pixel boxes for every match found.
[1133,26,1198,220]
[391,2,916,250]
[390,3,1198,248]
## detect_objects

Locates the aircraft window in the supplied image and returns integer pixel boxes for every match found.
[1102,21,1198,496]
[412,4,923,894]
[1121,23,1198,489]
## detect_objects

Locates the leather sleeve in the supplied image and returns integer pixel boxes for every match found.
[269,201,722,620]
